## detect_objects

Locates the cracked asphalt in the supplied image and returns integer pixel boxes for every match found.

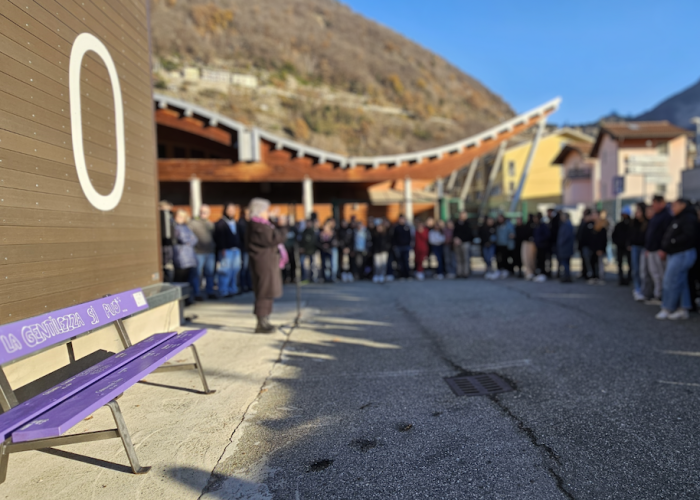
[199,276,700,500]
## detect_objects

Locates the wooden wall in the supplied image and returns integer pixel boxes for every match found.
[0,0,160,324]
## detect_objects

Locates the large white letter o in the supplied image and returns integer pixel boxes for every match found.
[69,33,125,212]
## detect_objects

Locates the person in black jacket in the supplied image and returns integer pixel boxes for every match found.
[318,219,337,283]
[629,203,648,301]
[453,211,474,278]
[337,219,355,282]
[656,199,698,320]
[532,213,551,282]
[300,218,319,283]
[513,217,527,277]
[371,221,391,283]
[479,217,498,279]
[612,210,632,285]
[547,208,560,278]
[689,204,700,311]
[576,209,594,280]
[644,195,673,303]
[214,203,243,297]
[159,200,176,283]
[392,215,413,279]
[588,212,608,284]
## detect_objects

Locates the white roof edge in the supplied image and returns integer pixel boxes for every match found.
[154,93,247,133]
[154,93,561,166]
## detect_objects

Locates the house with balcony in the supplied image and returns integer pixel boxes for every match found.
[552,140,597,206]
[589,121,692,210]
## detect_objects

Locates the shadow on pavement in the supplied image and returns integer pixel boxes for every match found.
[164,466,268,498]
[37,448,133,474]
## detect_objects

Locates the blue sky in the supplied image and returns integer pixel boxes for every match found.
[343,0,700,125]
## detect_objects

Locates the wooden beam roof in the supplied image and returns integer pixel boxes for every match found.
[155,94,561,182]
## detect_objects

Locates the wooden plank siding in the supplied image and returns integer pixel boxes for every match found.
[0,0,160,324]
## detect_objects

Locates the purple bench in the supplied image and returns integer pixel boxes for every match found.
[0,289,212,483]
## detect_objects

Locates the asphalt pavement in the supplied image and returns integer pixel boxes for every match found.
[203,275,700,500]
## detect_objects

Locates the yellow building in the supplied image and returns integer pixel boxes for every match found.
[492,128,594,211]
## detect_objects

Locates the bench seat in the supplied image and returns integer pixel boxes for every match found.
[0,332,176,443]
[13,329,207,442]
[0,288,214,483]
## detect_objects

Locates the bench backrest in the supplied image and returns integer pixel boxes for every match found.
[0,289,149,366]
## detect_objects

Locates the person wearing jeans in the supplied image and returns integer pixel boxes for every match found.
[495,214,515,277]
[629,203,648,301]
[444,220,456,277]
[479,217,497,278]
[173,209,199,305]
[660,248,697,319]
[318,220,336,283]
[657,199,698,320]
[645,196,673,302]
[214,203,243,297]
[189,204,217,300]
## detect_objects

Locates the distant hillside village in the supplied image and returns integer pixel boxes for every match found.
[154,62,259,90]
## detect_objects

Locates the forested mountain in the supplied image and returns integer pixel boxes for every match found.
[150,0,515,156]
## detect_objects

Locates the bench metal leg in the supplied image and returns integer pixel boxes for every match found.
[150,344,215,395]
[107,400,151,475]
[189,344,215,395]
[0,439,9,484]
[0,401,148,483]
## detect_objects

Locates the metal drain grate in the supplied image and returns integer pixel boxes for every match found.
[444,373,514,397]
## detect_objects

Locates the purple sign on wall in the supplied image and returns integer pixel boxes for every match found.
[0,289,149,365]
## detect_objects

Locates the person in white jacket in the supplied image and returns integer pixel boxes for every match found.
[428,222,447,280]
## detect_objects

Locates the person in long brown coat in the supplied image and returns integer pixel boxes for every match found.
[245,198,288,333]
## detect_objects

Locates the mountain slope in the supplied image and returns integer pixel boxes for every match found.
[150,0,514,156]
[636,79,700,129]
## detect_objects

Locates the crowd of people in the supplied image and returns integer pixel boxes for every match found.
[161,199,290,333]
[161,194,700,325]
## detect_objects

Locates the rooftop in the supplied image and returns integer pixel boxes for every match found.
[591,120,693,157]
[600,121,692,140]
[552,141,595,165]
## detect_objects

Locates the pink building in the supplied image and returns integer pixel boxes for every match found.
[552,140,596,206]
[553,121,693,209]
[590,121,692,204]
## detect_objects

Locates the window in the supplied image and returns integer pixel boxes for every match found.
[657,142,668,155]
[508,161,515,177]
[174,147,186,158]
[509,181,515,192]
[191,149,205,158]
[157,144,167,158]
